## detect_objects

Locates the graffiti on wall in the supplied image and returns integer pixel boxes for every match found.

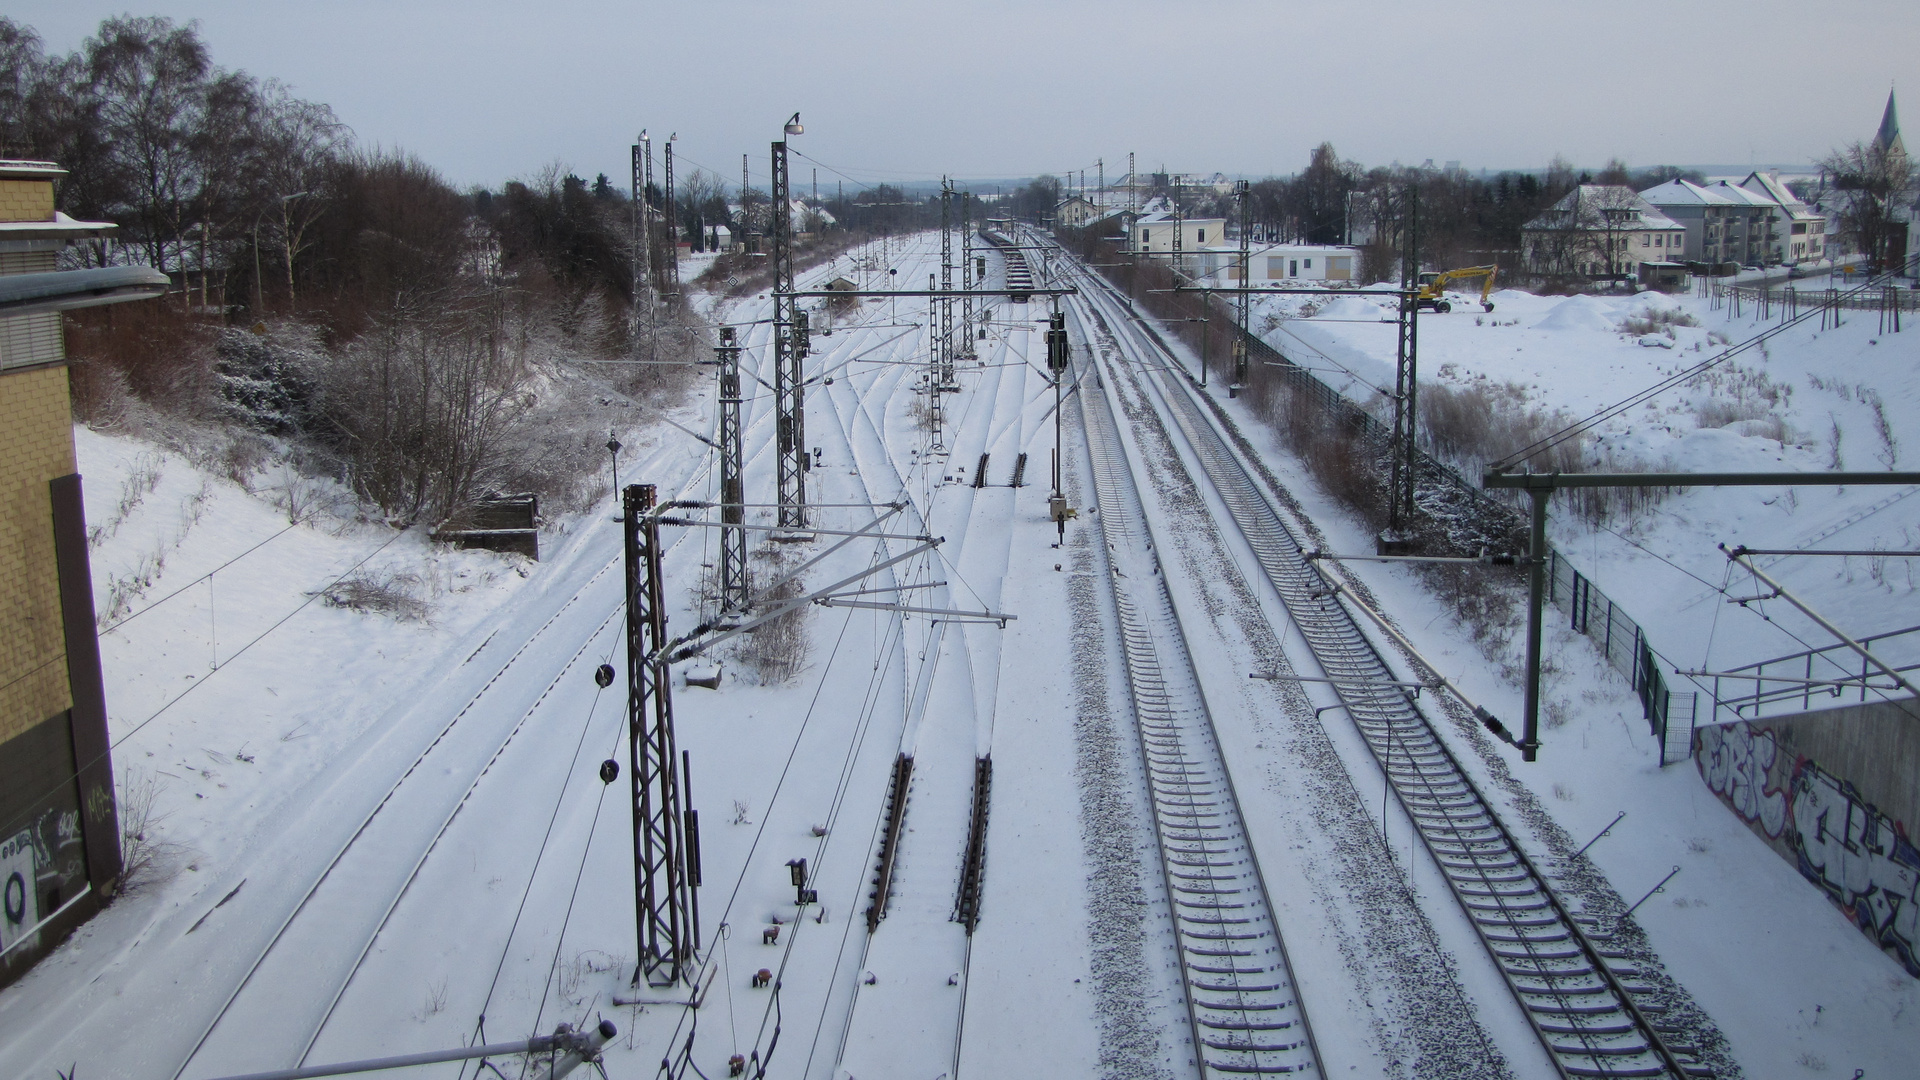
[1789,762,1920,977]
[1697,721,1789,838]
[1696,719,1920,978]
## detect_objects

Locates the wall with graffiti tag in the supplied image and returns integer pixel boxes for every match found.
[1695,698,1920,978]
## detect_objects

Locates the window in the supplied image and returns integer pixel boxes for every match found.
[1196,228,1206,243]
[1141,229,1150,244]
[1303,258,1312,268]
[1642,235,1651,247]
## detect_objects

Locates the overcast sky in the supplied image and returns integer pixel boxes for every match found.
[12,1,1916,193]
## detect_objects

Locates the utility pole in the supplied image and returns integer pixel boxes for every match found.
[961,191,975,359]
[939,179,955,388]
[1232,180,1250,394]
[1129,151,1136,213]
[1388,184,1420,543]
[664,134,678,292]
[772,119,808,531]
[1097,158,1103,205]
[927,271,944,451]
[624,483,697,986]
[641,132,656,361]
[716,327,749,614]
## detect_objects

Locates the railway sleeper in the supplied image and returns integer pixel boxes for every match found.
[1203,1059,1312,1075]
[1493,944,1585,961]
[1193,980,1284,994]
[1551,1038,1664,1058]
[1204,1039,1307,1054]
[1190,962,1270,975]
[1560,1064,1667,1079]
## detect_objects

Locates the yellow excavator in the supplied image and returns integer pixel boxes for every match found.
[1416,265,1498,313]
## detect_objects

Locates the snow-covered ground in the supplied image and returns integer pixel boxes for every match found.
[1260,282,1920,690]
[1217,277,1920,1074]
[2,237,1915,1080]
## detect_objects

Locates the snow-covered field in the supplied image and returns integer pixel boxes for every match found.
[1,238,1915,1080]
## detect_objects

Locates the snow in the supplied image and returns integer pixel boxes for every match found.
[3,237,1915,1079]
[1223,273,1920,1074]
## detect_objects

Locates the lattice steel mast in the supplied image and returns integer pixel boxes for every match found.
[771,122,808,530]
[624,484,697,986]
[716,327,748,613]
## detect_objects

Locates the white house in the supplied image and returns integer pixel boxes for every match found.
[1701,181,1781,266]
[1130,211,1226,253]
[1738,172,1826,264]
[1639,179,1741,264]
[1521,185,1686,278]
[1055,195,1102,228]
[1197,244,1359,284]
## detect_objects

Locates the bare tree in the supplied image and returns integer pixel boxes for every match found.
[254,86,347,306]
[84,16,213,273]
[1820,140,1913,273]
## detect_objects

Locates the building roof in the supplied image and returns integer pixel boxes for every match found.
[1703,180,1777,208]
[1525,185,1682,231]
[0,266,171,317]
[0,211,117,240]
[1134,211,1225,225]
[1875,89,1906,158]
[0,159,65,181]
[1739,172,1822,221]
[1640,178,1737,207]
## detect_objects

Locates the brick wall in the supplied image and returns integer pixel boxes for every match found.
[0,365,77,744]
[0,179,55,223]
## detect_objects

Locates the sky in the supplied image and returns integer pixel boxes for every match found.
[11,0,1918,193]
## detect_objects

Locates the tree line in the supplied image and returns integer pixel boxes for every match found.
[1008,146,1698,280]
[0,15,714,527]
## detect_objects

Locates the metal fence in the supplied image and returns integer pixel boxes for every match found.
[1711,281,1915,331]
[1545,550,1699,765]
[1698,623,1920,726]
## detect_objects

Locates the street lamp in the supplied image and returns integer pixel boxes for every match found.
[784,112,804,136]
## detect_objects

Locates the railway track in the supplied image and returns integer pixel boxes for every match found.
[159,258,864,1080]
[820,235,1032,1080]
[1056,233,1711,1080]
[1073,303,1324,1079]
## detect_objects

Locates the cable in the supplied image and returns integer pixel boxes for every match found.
[97,521,300,636]
[1491,253,1920,471]
[0,523,408,846]
[460,622,622,1076]
[1595,522,1727,593]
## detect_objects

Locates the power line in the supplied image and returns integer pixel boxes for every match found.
[0,524,409,845]
[1492,254,1920,471]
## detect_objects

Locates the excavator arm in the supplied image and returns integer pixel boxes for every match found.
[1417,265,1498,313]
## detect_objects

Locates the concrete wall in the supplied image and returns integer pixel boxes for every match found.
[1694,698,1920,977]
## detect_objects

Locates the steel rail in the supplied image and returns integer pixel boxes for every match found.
[1058,238,1710,1079]
[1072,304,1323,1079]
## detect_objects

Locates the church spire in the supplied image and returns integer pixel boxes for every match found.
[1874,88,1905,158]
